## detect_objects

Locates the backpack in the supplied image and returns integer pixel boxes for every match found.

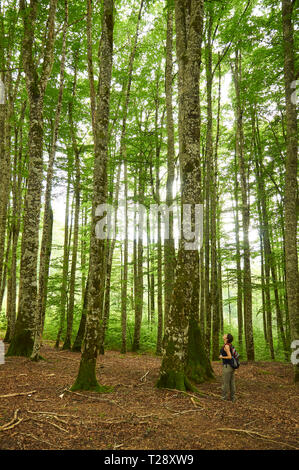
[229,344,240,369]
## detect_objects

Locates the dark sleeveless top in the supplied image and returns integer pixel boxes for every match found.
[220,344,232,365]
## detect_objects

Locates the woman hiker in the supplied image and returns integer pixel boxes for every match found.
[219,333,236,402]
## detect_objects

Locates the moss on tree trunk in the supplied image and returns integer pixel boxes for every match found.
[185,317,214,384]
[6,328,34,357]
[71,357,111,393]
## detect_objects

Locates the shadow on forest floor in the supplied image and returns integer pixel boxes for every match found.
[0,340,298,450]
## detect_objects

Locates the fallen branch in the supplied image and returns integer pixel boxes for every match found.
[164,405,203,415]
[29,417,69,433]
[64,389,124,410]
[114,443,124,449]
[17,432,55,448]
[27,410,78,418]
[140,371,149,382]
[0,390,36,398]
[113,435,136,450]
[216,428,299,450]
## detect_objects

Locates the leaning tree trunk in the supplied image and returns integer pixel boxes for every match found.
[71,0,114,392]
[282,0,299,382]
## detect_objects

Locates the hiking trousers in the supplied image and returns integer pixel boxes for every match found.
[222,364,235,400]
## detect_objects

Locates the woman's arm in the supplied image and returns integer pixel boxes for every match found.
[219,344,232,359]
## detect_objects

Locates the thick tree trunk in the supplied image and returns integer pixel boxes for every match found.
[7,0,58,358]
[282,0,299,381]
[157,0,213,391]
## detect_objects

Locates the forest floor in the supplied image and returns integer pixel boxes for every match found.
[0,339,298,451]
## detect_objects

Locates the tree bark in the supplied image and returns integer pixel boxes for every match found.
[31,0,68,361]
[157,0,213,391]
[282,0,299,381]
[71,0,114,392]
[164,3,175,333]
[120,0,144,354]
[62,98,81,351]
[7,0,58,357]
[55,170,71,349]
[231,50,254,361]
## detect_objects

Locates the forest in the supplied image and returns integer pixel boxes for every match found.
[0,0,298,452]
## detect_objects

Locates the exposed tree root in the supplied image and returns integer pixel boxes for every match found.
[0,409,23,431]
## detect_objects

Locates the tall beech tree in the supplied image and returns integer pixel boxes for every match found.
[71,0,114,391]
[7,0,58,357]
[157,0,213,391]
[120,0,144,354]
[282,0,299,382]
[31,0,68,361]
[163,2,175,334]
[231,50,255,361]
